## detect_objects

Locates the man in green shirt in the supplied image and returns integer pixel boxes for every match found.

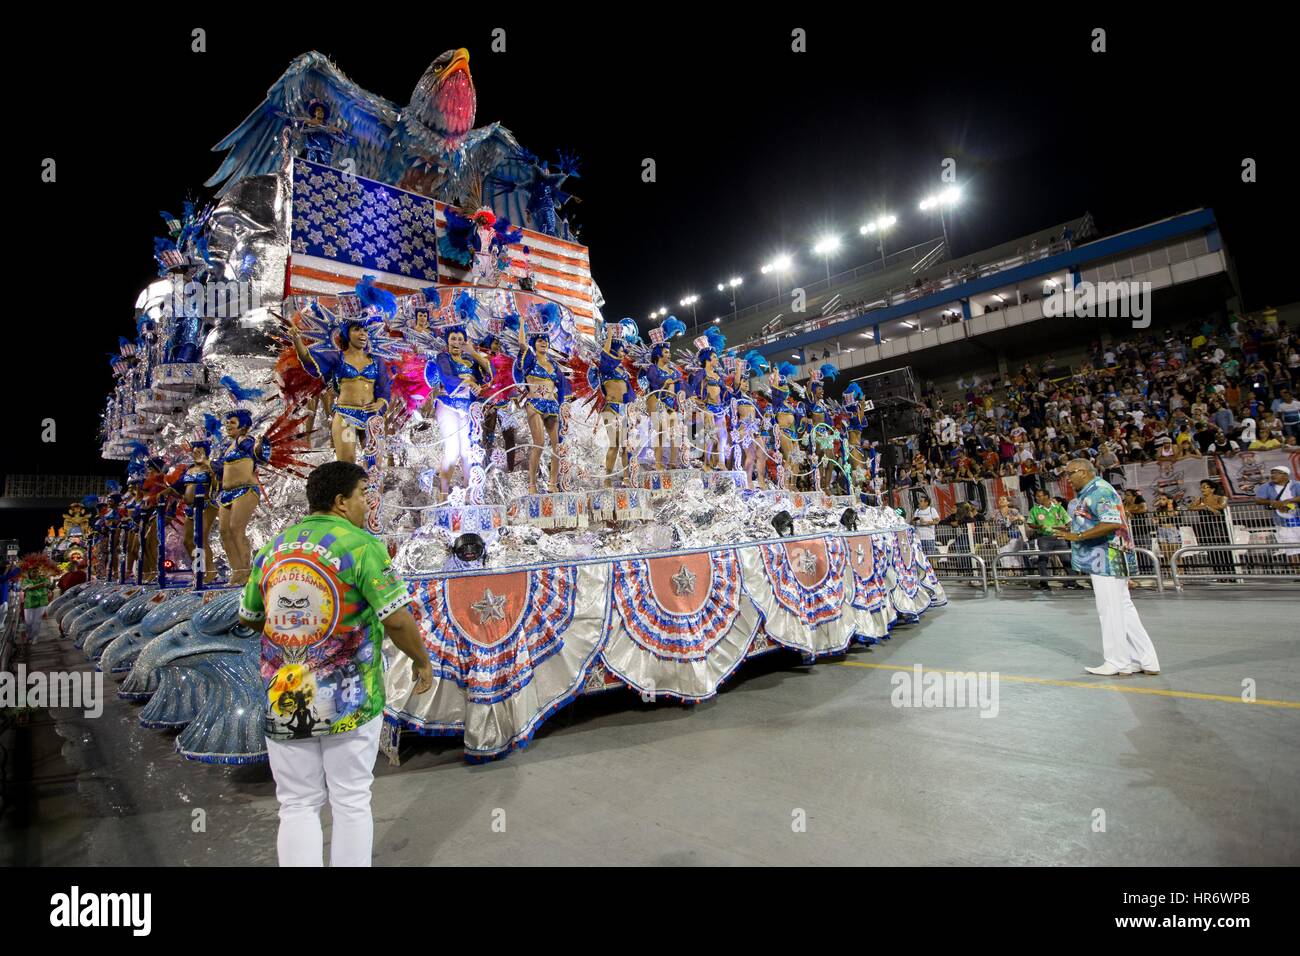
[20,557,54,644]
[1027,488,1078,589]
[240,461,432,867]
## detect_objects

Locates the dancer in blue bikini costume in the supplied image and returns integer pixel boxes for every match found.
[599,327,632,487]
[691,347,729,471]
[179,439,220,575]
[514,332,571,493]
[215,409,271,586]
[290,319,391,465]
[644,343,686,470]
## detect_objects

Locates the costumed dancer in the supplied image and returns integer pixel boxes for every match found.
[122,470,145,580]
[730,370,768,489]
[598,324,633,486]
[179,439,221,576]
[806,367,839,491]
[514,332,571,494]
[692,347,729,471]
[138,457,173,582]
[843,383,869,499]
[214,408,271,586]
[480,333,521,471]
[289,314,390,465]
[425,325,490,498]
[768,363,802,490]
[644,342,687,471]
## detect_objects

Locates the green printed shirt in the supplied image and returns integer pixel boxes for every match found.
[23,574,52,609]
[1028,502,1069,533]
[239,514,413,740]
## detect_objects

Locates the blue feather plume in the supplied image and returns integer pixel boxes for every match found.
[220,375,264,402]
[454,291,479,323]
[105,479,121,494]
[777,362,799,379]
[819,363,838,382]
[502,313,520,332]
[82,494,99,508]
[539,303,563,331]
[662,317,686,339]
[355,275,397,317]
[843,383,863,400]
[705,326,727,352]
[203,413,224,438]
[743,350,770,375]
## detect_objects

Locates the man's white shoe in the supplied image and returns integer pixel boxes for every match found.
[1084,663,1139,676]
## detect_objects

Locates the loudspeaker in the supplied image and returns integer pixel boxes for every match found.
[857,366,918,404]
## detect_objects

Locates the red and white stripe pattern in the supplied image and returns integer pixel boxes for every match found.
[432,202,599,337]
[284,160,599,337]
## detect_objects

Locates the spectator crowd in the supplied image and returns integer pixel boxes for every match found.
[889,310,1299,496]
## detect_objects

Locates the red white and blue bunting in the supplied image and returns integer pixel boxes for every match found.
[384,529,944,761]
[602,550,762,699]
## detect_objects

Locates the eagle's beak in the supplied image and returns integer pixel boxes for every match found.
[445,48,470,79]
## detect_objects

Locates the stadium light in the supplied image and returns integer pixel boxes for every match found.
[718,276,743,319]
[860,214,897,262]
[919,189,960,250]
[813,235,840,282]
[761,254,792,294]
[678,295,699,325]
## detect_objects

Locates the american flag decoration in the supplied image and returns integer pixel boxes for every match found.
[287,159,600,339]
[693,336,711,350]
[809,369,823,383]
[287,159,441,299]
[434,205,599,338]
[722,355,739,373]
[160,249,186,269]
[649,327,665,345]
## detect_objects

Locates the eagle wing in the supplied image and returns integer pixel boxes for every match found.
[205,51,401,195]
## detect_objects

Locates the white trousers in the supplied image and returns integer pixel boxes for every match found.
[265,715,383,867]
[436,402,472,475]
[1090,574,1160,671]
[24,606,46,643]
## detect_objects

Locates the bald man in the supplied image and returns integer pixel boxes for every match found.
[1054,459,1161,676]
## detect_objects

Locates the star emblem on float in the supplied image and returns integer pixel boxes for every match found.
[670,564,697,596]
[471,588,507,624]
[792,548,819,575]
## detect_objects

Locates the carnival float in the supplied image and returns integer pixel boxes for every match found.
[49,47,946,764]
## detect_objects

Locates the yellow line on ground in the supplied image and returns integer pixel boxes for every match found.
[830,660,1300,709]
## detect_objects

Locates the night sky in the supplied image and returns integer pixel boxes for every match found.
[7,14,1295,548]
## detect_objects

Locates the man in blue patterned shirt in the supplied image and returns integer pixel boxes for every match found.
[1054,459,1161,676]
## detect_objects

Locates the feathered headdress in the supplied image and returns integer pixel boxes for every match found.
[661,316,686,340]
[355,275,397,319]
[818,363,838,383]
[777,362,799,380]
[744,350,770,376]
[454,290,479,324]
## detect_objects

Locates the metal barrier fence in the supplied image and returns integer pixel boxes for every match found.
[1128,504,1300,585]
[0,595,19,675]
[1171,545,1300,587]
[991,548,1164,593]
